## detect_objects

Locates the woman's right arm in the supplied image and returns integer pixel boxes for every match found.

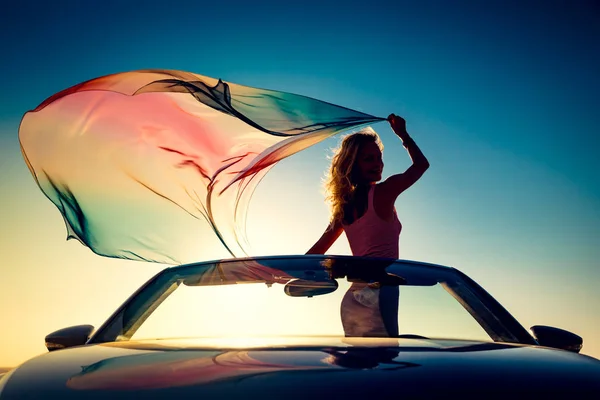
[306,220,343,254]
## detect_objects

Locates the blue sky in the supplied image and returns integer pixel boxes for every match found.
[1,0,598,365]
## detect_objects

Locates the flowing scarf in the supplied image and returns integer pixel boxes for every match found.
[19,69,384,264]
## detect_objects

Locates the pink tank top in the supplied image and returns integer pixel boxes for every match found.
[342,184,402,258]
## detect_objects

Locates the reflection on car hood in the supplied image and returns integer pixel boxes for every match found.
[2,337,599,399]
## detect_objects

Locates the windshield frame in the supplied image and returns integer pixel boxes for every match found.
[88,255,536,346]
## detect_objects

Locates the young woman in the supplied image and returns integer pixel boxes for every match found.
[307,114,429,257]
[307,114,429,338]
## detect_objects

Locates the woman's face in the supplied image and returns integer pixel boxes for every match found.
[353,141,383,183]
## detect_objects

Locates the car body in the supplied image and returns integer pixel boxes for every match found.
[1,255,598,398]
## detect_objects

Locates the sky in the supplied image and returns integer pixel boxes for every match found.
[1,0,599,366]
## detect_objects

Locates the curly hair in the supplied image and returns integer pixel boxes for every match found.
[324,127,383,226]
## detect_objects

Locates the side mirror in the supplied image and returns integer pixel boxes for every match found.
[45,325,95,352]
[530,325,583,353]
[284,279,338,297]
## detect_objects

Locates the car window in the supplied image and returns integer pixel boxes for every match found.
[132,280,348,340]
[130,277,491,342]
[398,284,490,341]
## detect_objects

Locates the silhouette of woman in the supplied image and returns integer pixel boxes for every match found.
[307,114,429,337]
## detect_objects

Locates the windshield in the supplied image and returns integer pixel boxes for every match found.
[90,256,529,345]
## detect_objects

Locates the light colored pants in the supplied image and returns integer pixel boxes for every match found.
[340,283,399,337]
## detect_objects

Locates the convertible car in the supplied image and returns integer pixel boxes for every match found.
[1,255,598,398]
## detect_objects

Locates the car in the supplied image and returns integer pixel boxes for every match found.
[1,255,598,398]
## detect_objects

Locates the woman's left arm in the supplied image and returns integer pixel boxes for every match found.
[380,114,430,199]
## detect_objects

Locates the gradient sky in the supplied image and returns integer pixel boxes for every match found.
[1,0,599,366]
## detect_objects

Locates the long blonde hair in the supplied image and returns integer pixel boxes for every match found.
[324,127,383,225]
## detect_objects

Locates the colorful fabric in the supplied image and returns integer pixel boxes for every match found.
[20,70,384,264]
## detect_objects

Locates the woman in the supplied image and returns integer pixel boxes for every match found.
[307,114,429,337]
[307,114,429,256]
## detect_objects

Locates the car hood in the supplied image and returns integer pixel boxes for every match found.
[2,337,599,399]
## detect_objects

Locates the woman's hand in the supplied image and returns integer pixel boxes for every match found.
[387,114,409,140]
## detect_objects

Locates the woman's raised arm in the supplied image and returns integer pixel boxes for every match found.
[379,114,430,201]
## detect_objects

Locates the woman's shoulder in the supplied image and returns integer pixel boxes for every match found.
[372,182,397,220]
[374,179,400,202]
[373,182,387,197]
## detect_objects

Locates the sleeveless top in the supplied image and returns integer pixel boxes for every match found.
[342,184,402,258]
